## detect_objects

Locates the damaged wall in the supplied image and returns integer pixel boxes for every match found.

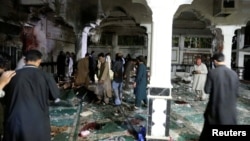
[46,19,75,62]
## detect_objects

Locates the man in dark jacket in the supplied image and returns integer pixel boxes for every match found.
[3,50,60,141]
[112,53,124,105]
[199,52,239,141]
[56,51,66,80]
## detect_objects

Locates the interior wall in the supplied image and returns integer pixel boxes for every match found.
[46,19,76,62]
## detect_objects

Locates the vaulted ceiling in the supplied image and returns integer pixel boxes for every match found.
[64,0,152,34]
[1,0,250,36]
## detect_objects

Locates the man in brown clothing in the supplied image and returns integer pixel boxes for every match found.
[94,53,112,104]
[75,53,90,87]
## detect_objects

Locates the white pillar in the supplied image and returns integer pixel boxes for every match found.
[149,6,173,88]
[236,27,250,80]
[237,28,245,50]
[76,26,92,60]
[146,0,193,140]
[236,27,245,67]
[141,24,152,68]
[148,0,193,88]
[216,25,241,68]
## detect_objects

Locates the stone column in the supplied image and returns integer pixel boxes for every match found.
[236,28,245,79]
[216,25,241,68]
[146,0,193,140]
[76,26,92,60]
[237,28,245,50]
[75,32,82,61]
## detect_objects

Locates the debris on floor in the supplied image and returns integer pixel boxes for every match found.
[49,80,250,141]
[80,111,93,117]
[51,126,68,137]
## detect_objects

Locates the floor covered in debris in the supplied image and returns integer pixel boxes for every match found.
[49,80,250,141]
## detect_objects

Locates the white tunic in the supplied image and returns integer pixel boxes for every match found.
[192,63,208,90]
[105,55,113,79]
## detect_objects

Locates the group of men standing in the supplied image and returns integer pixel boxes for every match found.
[75,51,240,141]
[0,47,241,141]
[74,52,148,109]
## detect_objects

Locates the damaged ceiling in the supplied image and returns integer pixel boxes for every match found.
[1,0,250,37]
[0,0,152,37]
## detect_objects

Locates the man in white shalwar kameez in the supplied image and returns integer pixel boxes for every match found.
[192,57,208,101]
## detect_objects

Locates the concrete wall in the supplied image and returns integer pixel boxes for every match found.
[46,19,76,62]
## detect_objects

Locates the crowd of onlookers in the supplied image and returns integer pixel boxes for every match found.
[68,51,148,109]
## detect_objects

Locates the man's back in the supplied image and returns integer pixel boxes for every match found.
[205,65,239,98]
[3,66,59,141]
[112,60,123,83]
[75,57,89,86]
[204,65,239,124]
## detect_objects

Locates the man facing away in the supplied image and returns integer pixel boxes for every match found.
[75,53,90,87]
[112,53,124,105]
[199,53,239,141]
[123,58,136,90]
[3,50,60,141]
[192,56,208,101]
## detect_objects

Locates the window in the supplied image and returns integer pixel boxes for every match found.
[182,53,211,65]
[184,37,212,48]
[172,37,179,47]
[223,0,235,8]
[99,33,113,45]
[118,35,145,46]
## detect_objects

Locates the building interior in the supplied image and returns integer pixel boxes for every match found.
[0,0,250,141]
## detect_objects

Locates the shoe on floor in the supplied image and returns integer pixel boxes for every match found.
[134,106,139,110]
[200,98,207,101]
